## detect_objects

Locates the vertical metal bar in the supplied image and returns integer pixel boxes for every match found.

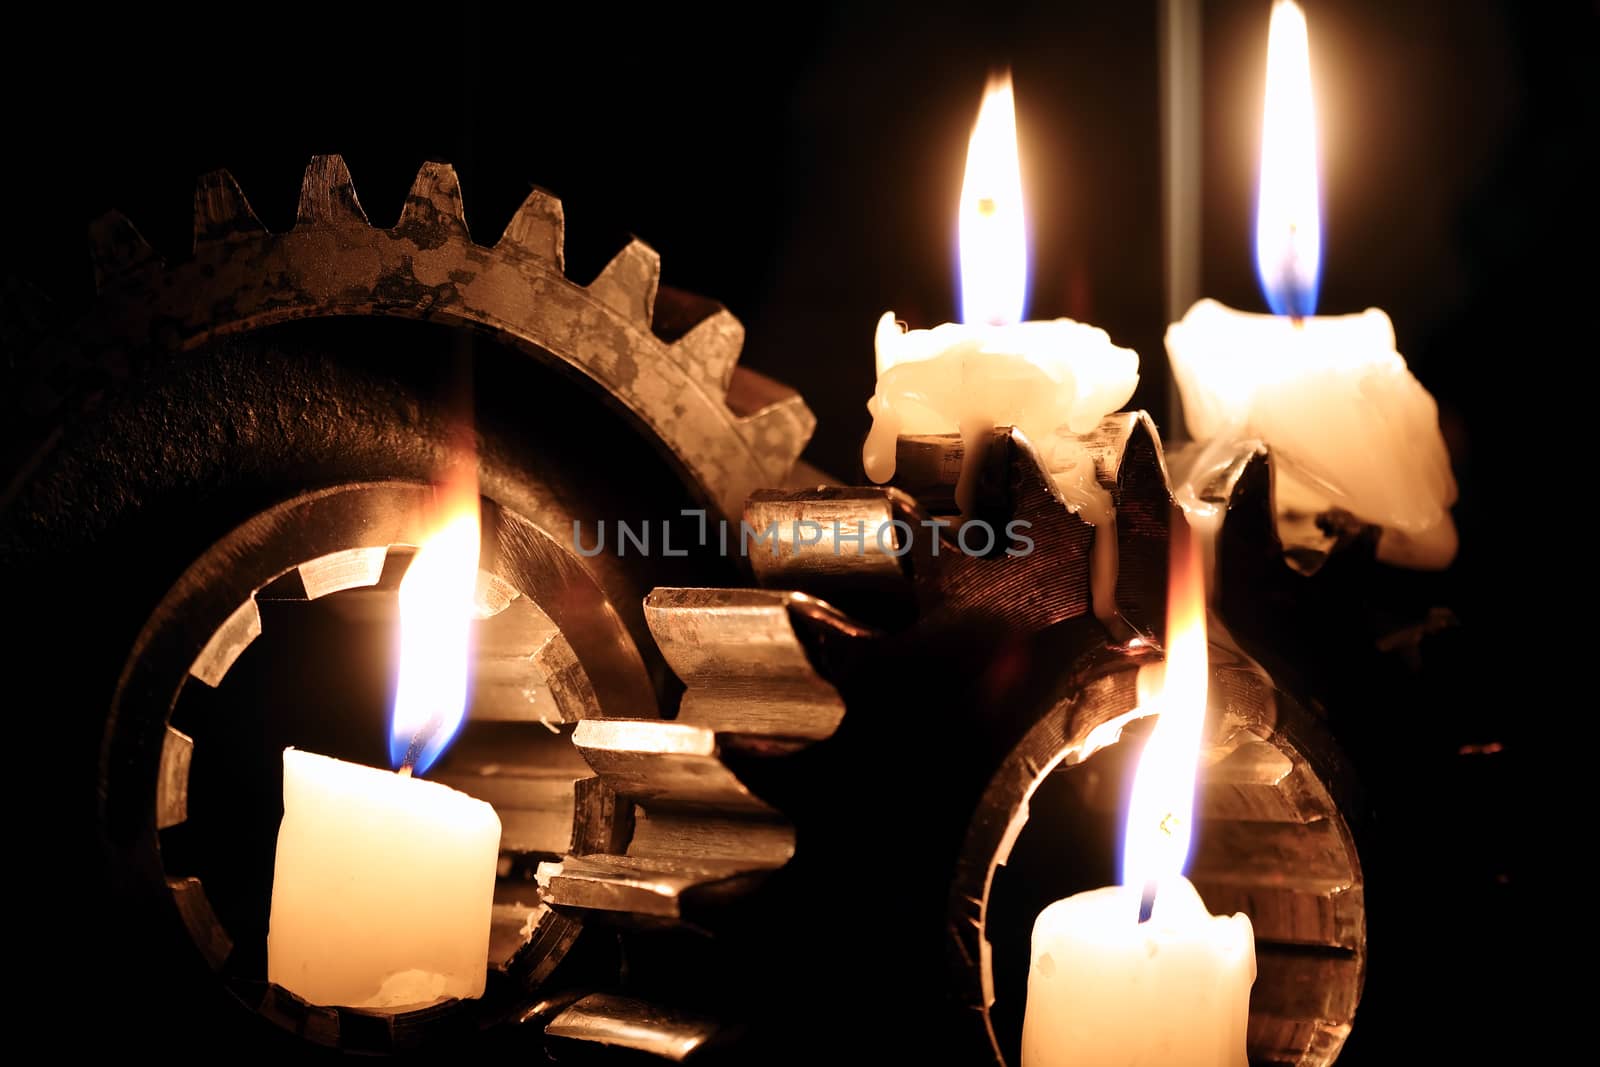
[1160,0,1203,441]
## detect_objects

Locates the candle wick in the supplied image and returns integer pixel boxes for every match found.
[1289,315,1305,329]
[398,724,433,777]
[1137,881,1158,924]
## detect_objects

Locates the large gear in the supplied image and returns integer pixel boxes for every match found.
[7,158,1366,1066]
[550,428,1364,1066]
[2,157,819,1056]
[17,154,812,522]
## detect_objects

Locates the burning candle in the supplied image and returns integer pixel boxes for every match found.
[1021,519,1255,1066]
[863,73,1140,619]
[267,489,500,1009]
[1165,0,1457,570]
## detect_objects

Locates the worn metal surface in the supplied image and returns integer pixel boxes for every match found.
[23,155,1383,1062]
[22,156,825,1058]
[545,994,726,1062]
[697,418,1366,1064]
[948,643,1365,1067]
[106,481,653,1050]
[537,588,859,926]
[740,414,1173,638]
[25,156,812,521]
[154,726,192,830]
[743,487,914,609]
[1167,435,1379,578]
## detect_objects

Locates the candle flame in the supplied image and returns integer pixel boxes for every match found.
[1255,0,1321,318]
[959,71,1028,326]
[1122,516,1209,903]
[390,479,480,776]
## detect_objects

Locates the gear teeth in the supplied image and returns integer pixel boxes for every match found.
[295,154,367,227]
[740,396,818,484]
[587,239,659,325]
[193,169,265,249]
[59,157,816,525]
[671,308,743,394]
[727,368,819,484]
[88,211,159,292]
[496,187,565,269]
[397,160,467,234]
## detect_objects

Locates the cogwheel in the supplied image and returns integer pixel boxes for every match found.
[1,157,816,1057]
[537,586,859,923]
[15,154,813,521]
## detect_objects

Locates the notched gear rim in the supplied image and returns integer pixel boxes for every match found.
[25,154,814,519]
[3,156,821,1053]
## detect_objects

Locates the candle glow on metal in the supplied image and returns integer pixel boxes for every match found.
[959,71,1028,326]
[390,490,481,776]
[1255,0,1321,318]
[1121,519,1209,909]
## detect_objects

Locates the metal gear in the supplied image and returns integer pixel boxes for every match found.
[18,154,813,521]
[3,156,818,1057]
[537,587,860,922]
[550,426,1365,1066]
[6,157,1368,1066]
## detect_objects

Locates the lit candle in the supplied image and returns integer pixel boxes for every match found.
[1165,0,1457,570]
[267,494,500,1009]
[863,72,1140,619]
[1021,519,1255,1066]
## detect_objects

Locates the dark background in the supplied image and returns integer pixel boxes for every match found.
[6,0,1569,1059]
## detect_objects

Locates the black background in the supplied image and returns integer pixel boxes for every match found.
[6,0,1568,1059]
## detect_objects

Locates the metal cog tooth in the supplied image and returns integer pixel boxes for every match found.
[295,154,367,228]
[496,187,565,269]
[587,239,660,326]
[727,369,819,485]
[88,211,159,292]
[537,588,857,924]
[670,308,743,394]
[192,170,265,250]
[646,587,846,741]
[397,161,467,235]
[38,158,814,523]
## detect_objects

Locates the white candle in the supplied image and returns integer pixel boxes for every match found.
[1022,517,1255,1065]
[863,73,1139,620]
[268,749,500,1008]
[1167,0,1457,570]
[865,312,1141,526]
[1023,876,1254,1067]
[268,486,497,1009]
[1167,299,1457,569]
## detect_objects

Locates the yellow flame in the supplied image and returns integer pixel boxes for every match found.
[1255,0,1321,316]
[959,72,1028,326]
[1122,516,1209,894]
[390,486,481,775]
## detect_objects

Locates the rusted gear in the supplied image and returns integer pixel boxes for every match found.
[529,416,1175,933]
[3,157,818,1058]
[527,585,881,1063]
[584,426,1366,1066]
[537,587,863,924]
[18,154,813,521]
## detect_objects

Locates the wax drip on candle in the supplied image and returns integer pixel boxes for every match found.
[955,415,993,519]
[1166,0,1456,571]
[865,74,1142,624]
[864,314,1138,622]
